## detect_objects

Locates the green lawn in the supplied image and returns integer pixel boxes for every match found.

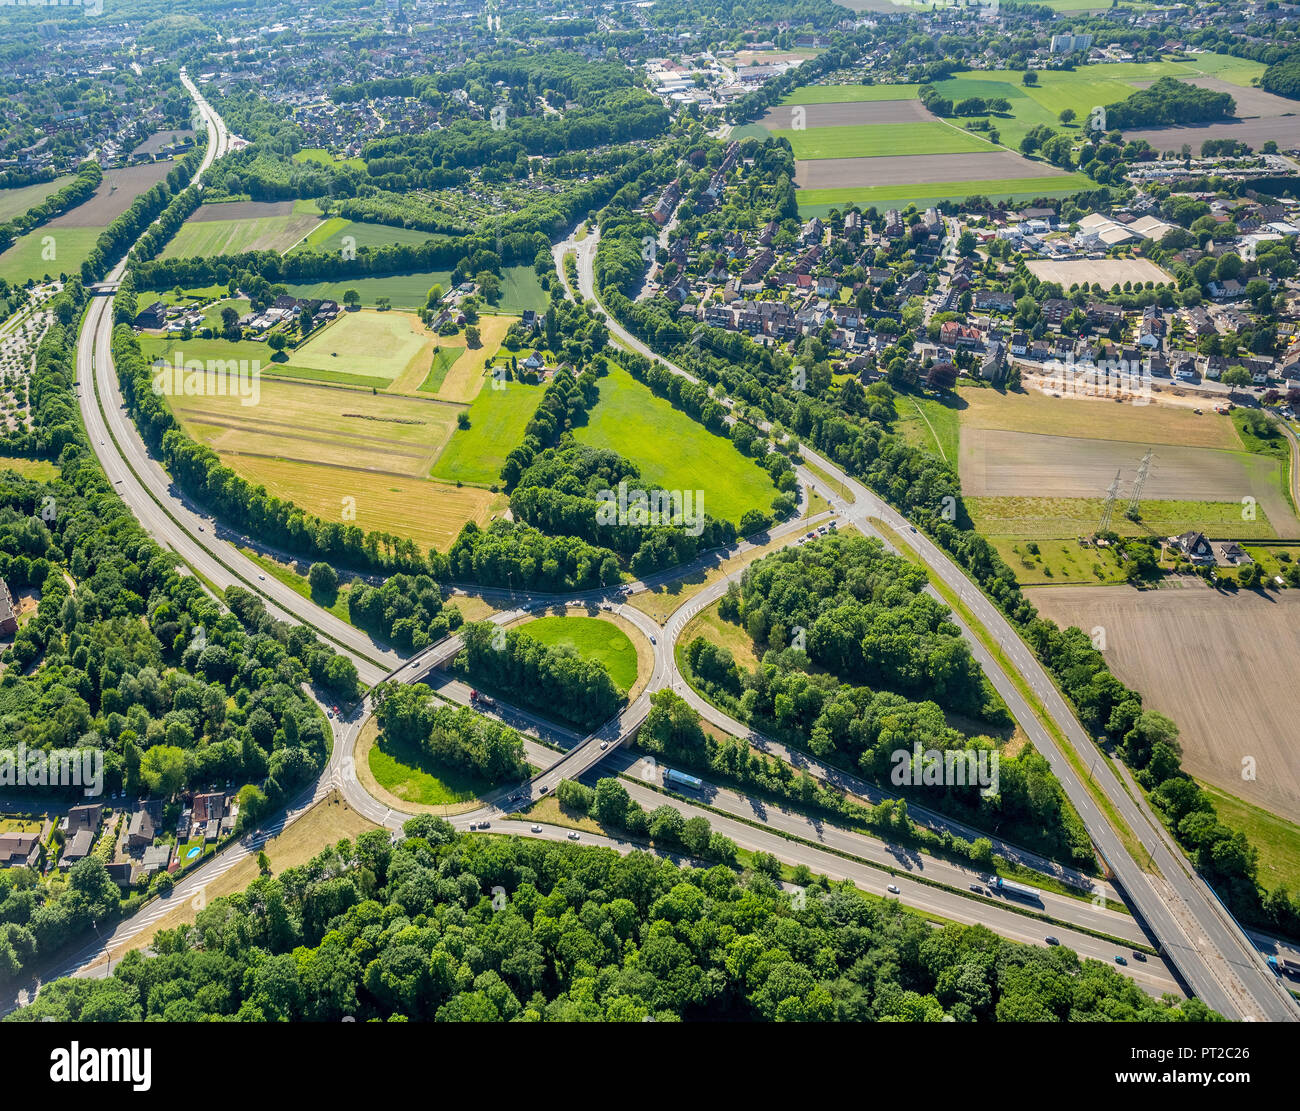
[575,364,777,526]
[0,455,58,481]
[518,615,638,694]
[292,147,366,171]
[1199,780,1300,894]
[781,83,921,105]
[798,174,1091,217]
[496,265,549,315]
[990,536,1128,586]
[238,547,353,623]
[430,380,544,486]
[161,212,320,259]
[774,121,994,160]
[418,345,466,393]
[284,270,455,311]
[968,496,1279,540]
[368,732,492,806]
[894,393,961,465]
[138,333,390,389]
[0,225,103,285]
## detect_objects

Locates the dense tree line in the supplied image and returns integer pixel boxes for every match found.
[458,621,620,731]
[445,520,621,593]
[1261,56,1300,101]
[7,820,1217,1020]
[347,573,462,653]
[373,685,528,784]
[1104,78,1235,130]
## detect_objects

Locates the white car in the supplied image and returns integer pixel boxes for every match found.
[566,831,580,841]
[599,740,609,750]
[887,884,900,894]
[531,825,543,833]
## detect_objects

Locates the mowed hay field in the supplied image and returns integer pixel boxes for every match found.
[389,313,514,399]
[776,121,995,161]
[162,200,321,258]
[575,364,778,526]
[295,217,449,254]
[167,377,506,549]
[956,387,1298,540]
[1026,582,1300,821]
[294,309,433,383]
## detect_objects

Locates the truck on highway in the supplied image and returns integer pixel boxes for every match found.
[664,768,704,792]
[988,876,1042,903]
[469,689,495,710]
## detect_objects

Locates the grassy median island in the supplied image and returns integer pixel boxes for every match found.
[516,614,639,695]
[359,716,499,811]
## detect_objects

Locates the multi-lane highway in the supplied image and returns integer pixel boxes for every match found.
[30,86,1296,1020]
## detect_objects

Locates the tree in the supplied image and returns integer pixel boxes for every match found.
[1059,108,1077,126]
[343,289,360,309]
[140,745,187,798]
[307,561,339,599]
[465,325,481,347]
[1022,71,1038,86]
[220,304,240,341]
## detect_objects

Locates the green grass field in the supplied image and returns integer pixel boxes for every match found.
[1199,780,1300,894]
[418,346,466,393]
[575,364,777,526]
[780,83,922,105]
[0,225,102,285]
[161,212,320,259]
[894,393,961,465]
[368,731,492,806]
[0,174,75,223]
[292,147,366,171]
[497,265,550,315]
[990,536,1128,586]
[138,333,391,389]
[283,265,547,315]
[517,615,638,694]
[295,217,449,254]
[968,496,1279,540]
[774,121,994,160]
[798,174,1090,216]
[430,380,543,486]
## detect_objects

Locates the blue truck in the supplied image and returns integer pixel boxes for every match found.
[664,768,704,792]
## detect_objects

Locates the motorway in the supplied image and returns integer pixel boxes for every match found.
[21,88,1295,1017]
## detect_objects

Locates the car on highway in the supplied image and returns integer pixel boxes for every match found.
[539,785,549,794]
[599,740,608,750]
[886,884,900,894]
[1114,955,1128,965]
[649,635,656,644]
[969,884,982,893]
[198,525,204,532]
[1131,951,1146,961]
[530,825,542,833]
[909,525,916,533]
[566,831,580,840]
[1045,936,1060,946]
[258,574,265,581]
[479,821,490,829]
[466,822,476,830]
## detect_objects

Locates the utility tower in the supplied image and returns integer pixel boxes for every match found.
[1126,448,1154,520]
[1099,469,1122,533]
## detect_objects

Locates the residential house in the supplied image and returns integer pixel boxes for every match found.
[1170,530,1215,564]
[126,800,163,852]
[0,832,39,869]
[134,301,167,329]
[0,577,15,636]
[58,828,95,870]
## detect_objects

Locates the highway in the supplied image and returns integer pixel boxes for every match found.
[25,88,1294,1017]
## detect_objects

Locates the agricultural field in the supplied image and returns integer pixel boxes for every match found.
[162,200,321,258]
[1121,77,1300,152]
[294,217,447,254]
[797,174,1089,217]
[418,346,466,393]
[45,162,173,227]
[390,313,513,397]
[894,392,961,466]
[429,378,544,486]
[139,332,388,389]
[775,121,996,161]
[1025,258,1173,287]
[1026,582,1300,822]
[779,83,922,105]
[514,612,642,694]
[293,309,433,383]
[0,174,75,223]
[574,364,778,526]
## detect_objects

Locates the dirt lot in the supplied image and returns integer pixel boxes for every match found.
[1026,581,1300,820]
[959,428,1296,534]
[796,149,1071,189]
[186,200,296,222]
[1025,258,1173,286]
[1124,76,1300,151]
[761,98,931,129]
[46,162,173,227]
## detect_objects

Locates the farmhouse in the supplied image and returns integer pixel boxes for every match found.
[1169,530,1216,565]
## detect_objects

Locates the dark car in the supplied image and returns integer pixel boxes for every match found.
[1045,936,1060,946]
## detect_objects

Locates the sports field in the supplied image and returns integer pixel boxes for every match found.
[515,614,640,694]
[162,200,321,258]
[293,309,433,383]
[430,379,544,486]
[774,121,995,161]
[574,364,777,526]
